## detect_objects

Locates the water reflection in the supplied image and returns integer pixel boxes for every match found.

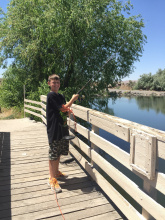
[94,95,165,131]
[93,95,165,209]
[92,96,117,116]
[134,96,165,114]
[79,95,165,209]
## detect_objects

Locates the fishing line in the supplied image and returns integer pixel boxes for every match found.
[77,53,116,94]
[77,35,129,94]
[54,192,65,220]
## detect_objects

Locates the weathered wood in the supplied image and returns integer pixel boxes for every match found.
[40,95,165,140]
[42,115,47,125]
[91,124,99,167]
[24,98,41,105]
[9,197,109,220]
[142,180,157,220]
[20,96,165,219]
[90,131,130,169]
[69,144,143,220]
[23,85,25,118]
[69,120,130,170]
[40,102,46,110]
[158,140,165,159]
[40,95,47,102]
[89,112,130,142]
[24,104,42,112]
[64,105,165,197]
[90,149,165,220]
[24,109,42,119]
[82,211,123,220]
[41,108,46,117]
[57,204,118,220]
[71,134,91,157]
[0,119,124,220]
[130,130,157,180]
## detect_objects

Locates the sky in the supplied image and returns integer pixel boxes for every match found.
[0,0,165,81]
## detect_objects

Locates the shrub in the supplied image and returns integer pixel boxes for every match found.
[135,69,165,91]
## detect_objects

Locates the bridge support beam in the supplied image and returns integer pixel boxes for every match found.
[91,125,99,168]
[142,180,157,220]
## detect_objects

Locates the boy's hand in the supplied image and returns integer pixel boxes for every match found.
[72,94,79,101]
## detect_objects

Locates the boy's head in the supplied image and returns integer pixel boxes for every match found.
[48,74,60,93]
[48,74,60,82]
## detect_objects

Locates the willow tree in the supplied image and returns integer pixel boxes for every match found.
[0,0,146,102]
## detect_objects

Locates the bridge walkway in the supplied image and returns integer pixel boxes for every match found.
[0,118,126,220]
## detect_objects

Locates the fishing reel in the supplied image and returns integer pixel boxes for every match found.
[78,95,85,103]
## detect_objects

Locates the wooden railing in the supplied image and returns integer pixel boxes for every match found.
[24,95,165,220]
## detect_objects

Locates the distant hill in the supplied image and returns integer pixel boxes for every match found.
[111,80,138,90]
[121,80,138,84]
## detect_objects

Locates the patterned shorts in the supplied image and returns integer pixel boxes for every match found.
[49,139,69,160]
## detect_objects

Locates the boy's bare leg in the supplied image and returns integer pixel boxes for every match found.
[49,156,60,179]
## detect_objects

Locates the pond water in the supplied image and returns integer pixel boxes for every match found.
[91,95,165,210]
[96,96,165,131]
[92,96,165,155]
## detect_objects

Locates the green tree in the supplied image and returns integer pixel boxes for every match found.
[128,80,136,89]
[0,0,146,106]
[134,73,154,90]
[153,69,165,91]
[134,69,165,91]
[0,66,25,107]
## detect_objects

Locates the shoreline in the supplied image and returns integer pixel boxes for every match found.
[108,89,165,97]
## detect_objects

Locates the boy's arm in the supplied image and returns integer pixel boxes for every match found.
[61,94,79,109]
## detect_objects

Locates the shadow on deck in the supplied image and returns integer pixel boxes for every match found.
[0,120,127,220]
[0,132,11,220]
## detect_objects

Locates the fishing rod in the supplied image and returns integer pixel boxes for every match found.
[77,36,129,94]
[77,52,117,94]
[77,53,116,94]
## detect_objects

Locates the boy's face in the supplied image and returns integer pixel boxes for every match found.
[48,79,60,93]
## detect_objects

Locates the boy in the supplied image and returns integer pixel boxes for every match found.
[46,74,79,193]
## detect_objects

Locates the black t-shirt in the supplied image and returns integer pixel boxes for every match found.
[46,92,66,143]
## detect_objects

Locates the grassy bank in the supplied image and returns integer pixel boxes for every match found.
[0,107,24,120]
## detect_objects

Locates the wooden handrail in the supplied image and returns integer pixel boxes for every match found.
[24,95,165,220]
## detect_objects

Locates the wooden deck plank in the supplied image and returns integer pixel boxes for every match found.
[82,211,123,220]
[0,185,98,209]
[0,169,85,187]
[0,181,98,211]
[46,204,118,220]
[0,165,81,180]
[1,191,103,218]
[6,197,110,220]
[0,119,126,220]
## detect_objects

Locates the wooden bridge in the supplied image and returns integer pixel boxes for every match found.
[0,95,165,220]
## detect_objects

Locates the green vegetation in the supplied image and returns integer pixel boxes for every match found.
[128,80,136,89]
[0,67,24,108]
[0,106,24,120]
[134,69,165,91]
[0,0,146,109]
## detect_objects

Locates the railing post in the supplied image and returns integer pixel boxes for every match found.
[41,95,44,124]
[91,124,99,167]
[23,85,25,118]
[40,95,47,125]
[130,130,158,219]
[142,180,157,220]
[142,151,158,220]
